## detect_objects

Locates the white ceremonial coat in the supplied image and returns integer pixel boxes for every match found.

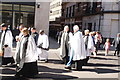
[37,34,49,60]
[14,33,23,62]
[0,30,13,57]
[71,31,87,61]
[84,36,95,56]
[25,36,38,62]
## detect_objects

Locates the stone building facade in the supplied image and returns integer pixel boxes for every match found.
[61,1,120,38]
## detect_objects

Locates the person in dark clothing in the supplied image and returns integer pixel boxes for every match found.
[113,33,120,56]
[31,28,39,45]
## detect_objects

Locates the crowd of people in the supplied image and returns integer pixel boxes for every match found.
[0,23,49,78]
[0,23,120,77]
[59,25,120,70]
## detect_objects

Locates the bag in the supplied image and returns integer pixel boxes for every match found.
[0,50,3,56]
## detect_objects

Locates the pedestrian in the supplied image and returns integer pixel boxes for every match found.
[37,30,49,62]
[60,25,70,65]
[64,31,73,69]
[14,24,25,63]
[94,31,102,54]
[0,23,15,65]
[68,25,86,70]
[89,32,96,57]
[15,28,38,78]
[31,27,39,45]
[104,38,110,56]
[112,33,120,56]
[83,30,94,65]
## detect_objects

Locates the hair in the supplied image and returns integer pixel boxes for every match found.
[1,23,7,27]
[84,30,89,35]
[73,25,79,31]
[22,28,29,35]
[39,30,44,35]
[64,25,69,31]
[31,27,36,30]
[106,38,110,42]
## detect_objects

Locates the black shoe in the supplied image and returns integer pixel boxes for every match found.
[65,66,71,70]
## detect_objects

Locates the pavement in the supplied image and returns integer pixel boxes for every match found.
[0,37,120,80]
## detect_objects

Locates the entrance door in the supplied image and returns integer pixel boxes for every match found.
[88,23,92,31]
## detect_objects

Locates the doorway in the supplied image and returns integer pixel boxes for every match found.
[88,23,92,32]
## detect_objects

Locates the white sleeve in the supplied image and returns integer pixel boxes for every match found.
[4,31,13,48]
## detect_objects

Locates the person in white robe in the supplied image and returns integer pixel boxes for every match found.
[69,25,86,70]
[14,25,25,63]
[60,26,70,64]
[0,23,14,65]
[37,30,49,62]
[15,28,38,78]
[83,30,95,65]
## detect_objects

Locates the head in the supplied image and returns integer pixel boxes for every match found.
[117,33,120,38]
[84,30,89,35]
[96,31,99,35]
[106,38,110,42]
[19,24,24,32]
[89,32,93,36]
[1,23,7,31]
[73,25,79,33]
[22,28,29,36]
[39,30,44,35]
[64,25,69,32]
[31,27,36,33]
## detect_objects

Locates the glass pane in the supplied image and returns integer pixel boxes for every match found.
[2,4,12,10]
[14,4,19,11]
[21,5,34,12]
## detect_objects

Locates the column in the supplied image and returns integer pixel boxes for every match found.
[34,1,50,35]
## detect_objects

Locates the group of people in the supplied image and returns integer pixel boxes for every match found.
[59,25,120,70]
[0,23,49,78]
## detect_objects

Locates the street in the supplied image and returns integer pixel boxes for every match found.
[0,37,120,80]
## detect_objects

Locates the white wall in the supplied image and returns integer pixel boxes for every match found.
[34,2,50,35]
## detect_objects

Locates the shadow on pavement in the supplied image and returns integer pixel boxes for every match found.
[91,56,118,60]
[86,63,120,67]
[38,65,71,73]
[46,59,64,64]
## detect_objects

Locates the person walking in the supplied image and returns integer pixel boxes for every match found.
[68,25,86,70]
[104,39,110,56]
[37,30,49,62]
[60,26,70,65]
[113,33,120,56]
[31,27,39,45]
[0,23,14,65]
[15,28,38,78]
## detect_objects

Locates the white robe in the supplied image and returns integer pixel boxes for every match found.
[25,36,38,62]
[0,30,13,57]
[84,36,95,56]
[71,31,87,61]
[37,34,49,60]
[14,33,23,62]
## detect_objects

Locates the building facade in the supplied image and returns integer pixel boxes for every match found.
[61,1,120,38]
[0,1,50,35]
[49,0,62,21]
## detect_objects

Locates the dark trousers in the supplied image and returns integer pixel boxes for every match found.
[75,60,84,70]
[114,50,120,56]
[83,56,89,65]
[62,56,69,65]
[16,61,38,77]
[2,57,15,65]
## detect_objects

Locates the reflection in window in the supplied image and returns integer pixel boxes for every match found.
[21,5,34,12]
[14,4,19,11]
[2,4,12,10]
